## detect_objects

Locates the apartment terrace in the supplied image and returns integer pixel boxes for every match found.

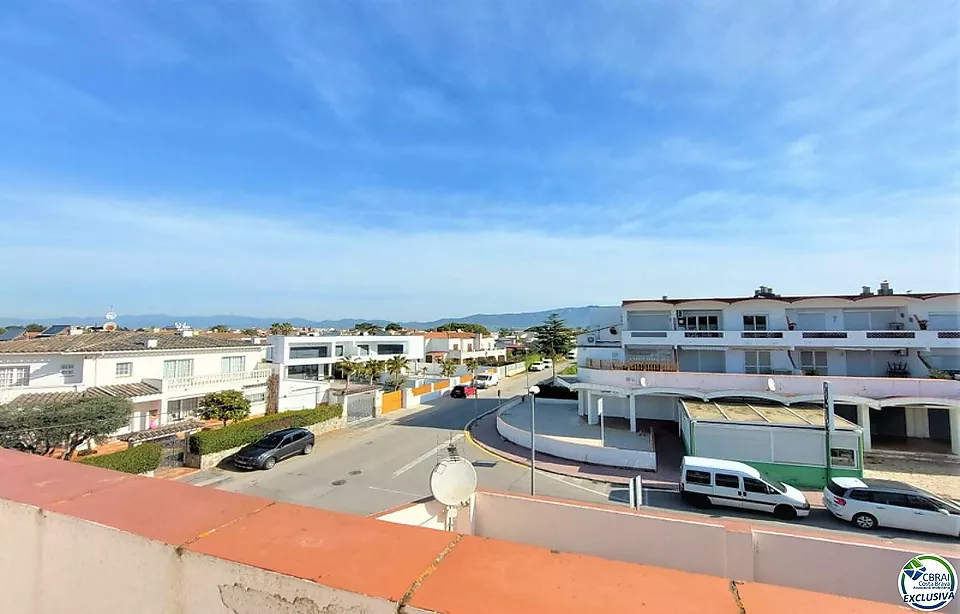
[0,449,913,613]
[624,328,958,349]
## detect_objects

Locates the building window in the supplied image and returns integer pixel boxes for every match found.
[799,351,828,375]
[290,345,329,359]
[287,364,320,380]
[116,362,133,377]
[678,314,720,331]
[743,315,768,331]
[167,397,199,421]
[244,391,266,403]
[452,344,459,350]
[377,344,404,355]
[358,344,370,356]
[0,366,30,387]
[335,345,344,357]
[830,448,856,467]
[221,356,245,374]
[744,351,772,374]
[163,359,194,379]
[60,364,75,378]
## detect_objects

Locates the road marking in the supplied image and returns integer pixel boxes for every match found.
[369,485,427,498]
[392,434,464,478]
[536,470,612,498]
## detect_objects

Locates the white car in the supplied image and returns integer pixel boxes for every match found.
[680,456,810,520]
[474,373,499,388]
[528,362,547,371]
[823,477,960,537]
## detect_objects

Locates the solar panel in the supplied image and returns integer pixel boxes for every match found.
[0,327,26,341]
[38,324,70,337]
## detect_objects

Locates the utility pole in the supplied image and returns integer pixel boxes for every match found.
[823,381,834,484]
[529,385,540,495]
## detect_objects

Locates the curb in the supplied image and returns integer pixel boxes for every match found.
[463,406,680,492]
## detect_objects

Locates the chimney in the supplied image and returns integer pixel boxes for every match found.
[179,329,194,337]
[879,281,892,295]
[661,295,668,301]
[860,286,873,296]
[69,327,84,336]
[146,339,158,349]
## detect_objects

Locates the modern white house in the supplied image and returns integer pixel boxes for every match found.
[571,285,960,469]
[0,329,269,435]
[267,334,426,380]
[422,332,506,364]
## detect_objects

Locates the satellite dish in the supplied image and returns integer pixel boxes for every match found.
[103,322,118,332]
[767,378,777,392]
[105,311,117,321]
[429,456,477,507]
[640,376,647,387]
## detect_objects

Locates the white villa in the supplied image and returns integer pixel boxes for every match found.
[423,331,506,364]
[0,329,269,435]
[267,333,426,381]
[573,285,960,460]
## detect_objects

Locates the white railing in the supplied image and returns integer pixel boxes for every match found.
[163,368,271,391]
[624,329,957,349]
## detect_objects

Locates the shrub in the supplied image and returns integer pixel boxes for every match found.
[559,364,578,375]
[929,369,954,380]
[79,443,162,474]
[189,404,343,456]
[534,383,578,400]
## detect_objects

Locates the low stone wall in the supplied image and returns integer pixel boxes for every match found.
[184,416,345,470]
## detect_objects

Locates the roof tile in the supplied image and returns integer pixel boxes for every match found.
[0,331,259,354]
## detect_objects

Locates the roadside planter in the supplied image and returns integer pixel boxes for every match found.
[184,405,345,470]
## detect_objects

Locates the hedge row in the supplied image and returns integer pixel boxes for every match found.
[535,383,578,400]
[189,404,343,456]
[79,443,163,474]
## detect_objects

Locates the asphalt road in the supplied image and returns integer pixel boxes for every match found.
[185,366,957,547]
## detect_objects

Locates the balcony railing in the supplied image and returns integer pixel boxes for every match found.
[163,368,271,391]
[622,329,956,349]
[584,359,678,372]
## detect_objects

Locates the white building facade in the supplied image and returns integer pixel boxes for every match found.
[268,334,426,380]
[574,286,960,457]
[423,332,506,364]
[0,330,269,435]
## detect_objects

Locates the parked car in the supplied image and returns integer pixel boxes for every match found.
[528,362,547,371]
[233,427,315,470]
[679,456,810,520]
[823,477,960,536]
[475,373,499,388]
[451,385,476,398]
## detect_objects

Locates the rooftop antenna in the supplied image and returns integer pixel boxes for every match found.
[429,444,477,532]
[103,308,118,331]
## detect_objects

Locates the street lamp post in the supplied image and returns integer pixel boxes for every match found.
[529,385,540,495]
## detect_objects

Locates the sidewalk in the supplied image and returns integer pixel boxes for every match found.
[467,410,681,489]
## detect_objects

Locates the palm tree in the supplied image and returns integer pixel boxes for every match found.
[210,324,230,333]
[439,358,457,378]
[338,356,359,389]
[385,355,407,390]
[269,322,294,335]
[464,358,480,386]
[365,359,384,384]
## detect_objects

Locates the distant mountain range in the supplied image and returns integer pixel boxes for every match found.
[0,306,620,332]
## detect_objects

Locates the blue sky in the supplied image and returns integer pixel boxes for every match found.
[1,1,957,321]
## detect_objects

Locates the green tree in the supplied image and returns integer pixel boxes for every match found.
[366,359,385,384]
[385,322,403,332]
[530,313,574,378]
[25,323,45,333]
[439,358,457,378]
[497,328,513,338]
[464,358,480,385]
[338,356,360,389]
[0,327,6,335]
[354,322,384,334]
[199,390,251,427]
[241,328,259,336]
[385,355,407,390]
[0,397,134,460]
[210,324,230,333]
[269,322,294,335]
[432,322,490,335]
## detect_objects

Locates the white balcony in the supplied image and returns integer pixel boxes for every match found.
[161,368,271,393]
[624,329,958,350]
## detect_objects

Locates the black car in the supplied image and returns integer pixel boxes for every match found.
[450,384,476,398]
[233,427,315,470]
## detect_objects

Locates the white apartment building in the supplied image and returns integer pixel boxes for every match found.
[0,330,269,435]
[423,332,506,364]
[267,334,426,380]
[574,285,960,457]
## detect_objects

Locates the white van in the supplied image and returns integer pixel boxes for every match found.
[679,456,810,520]
[474,372,499,389]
